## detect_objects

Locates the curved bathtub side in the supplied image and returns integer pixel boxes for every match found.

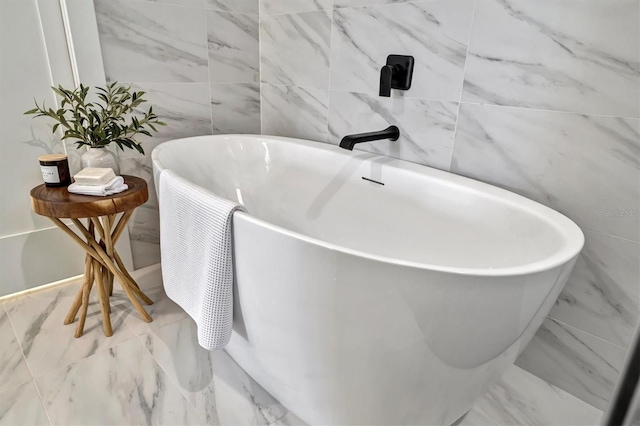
[226,214,576,425]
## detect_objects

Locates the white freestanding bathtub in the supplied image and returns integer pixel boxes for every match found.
[152,135,584,425]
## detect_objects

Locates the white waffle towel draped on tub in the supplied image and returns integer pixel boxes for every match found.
[159,169,246,350]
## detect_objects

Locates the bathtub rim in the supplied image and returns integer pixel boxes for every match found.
[152,134,585,278]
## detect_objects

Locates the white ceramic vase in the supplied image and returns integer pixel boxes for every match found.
[81,147,120,175]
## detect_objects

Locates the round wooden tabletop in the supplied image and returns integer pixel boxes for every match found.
[30,175,149,218]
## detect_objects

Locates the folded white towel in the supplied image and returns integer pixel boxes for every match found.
[68,176,128,196]
[159,169,246,350]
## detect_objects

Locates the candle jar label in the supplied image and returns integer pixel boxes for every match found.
[40,165,60,184]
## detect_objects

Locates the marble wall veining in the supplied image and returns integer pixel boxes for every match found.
[258,0,640,411]
[93,0,261,268]
[463,0,640,117]
[89,0,639,412]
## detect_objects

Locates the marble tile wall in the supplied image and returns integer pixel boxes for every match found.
[258,0,640,411]
[93,0,261,268]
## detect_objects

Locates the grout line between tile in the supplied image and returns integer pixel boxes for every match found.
[261,81,331,93]
[132,320,207,424]
[259,2,264,135]
[324,7,335,143]
[543,316,628,351]
[259,83,639,122]
[469,407,500,426]
[515,363,606,412]
[260,7,333,17]
[269,410,292,425]
[458,101,640,121]
[205,10,215,136]
[580,226,640,245]
[2,303,53,426]
[480,364,604,426]
[26,326,140,383]
[132,0,259,16]
[447,0,477,172]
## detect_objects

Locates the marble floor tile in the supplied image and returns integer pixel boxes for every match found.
[260,0,333,15]
[0,307,32,393]
[94,0,209,83]
[4,282,136,378]
[141,317,288,425]
[463,0,640,117]
[327,91,457,170]
[549,230,640,349]
[475,365,603,426]
[207,11,259,84]
[330,0,474,101]
[0,266,610,426]
[451,104,640,242]
[260,11,332,89]
[0,381,49,426]
[211,83,261,134]
[261,84,330,142]
[516,318,627,410]
[35,338,205,425]
[111,266,189,336]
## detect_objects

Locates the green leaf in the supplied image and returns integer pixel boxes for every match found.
[27,82,164,153]
[51,87,69,100]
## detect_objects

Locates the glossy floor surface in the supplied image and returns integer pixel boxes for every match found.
[0,265,603,426]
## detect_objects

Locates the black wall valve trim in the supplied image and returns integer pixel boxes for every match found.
[379,55,415,97]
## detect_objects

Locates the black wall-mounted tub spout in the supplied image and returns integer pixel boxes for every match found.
[339,126,400,151]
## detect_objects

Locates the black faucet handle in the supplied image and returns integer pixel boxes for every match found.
[379,64,394,97]
[379,55,414,98]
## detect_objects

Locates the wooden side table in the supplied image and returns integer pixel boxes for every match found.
[30,175,153,337]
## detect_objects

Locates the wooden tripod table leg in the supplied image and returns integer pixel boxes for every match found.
[64,253,91,325]
[97,215,115,297]
[50,212,154,338]
[99,215,114,302]
[75,261,94,338]
[74,215,153,324]
[94,259,113,336]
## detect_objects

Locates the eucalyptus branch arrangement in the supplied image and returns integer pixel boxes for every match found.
[25,82,165,154]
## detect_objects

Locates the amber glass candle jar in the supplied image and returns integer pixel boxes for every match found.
[38,154,72,187]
